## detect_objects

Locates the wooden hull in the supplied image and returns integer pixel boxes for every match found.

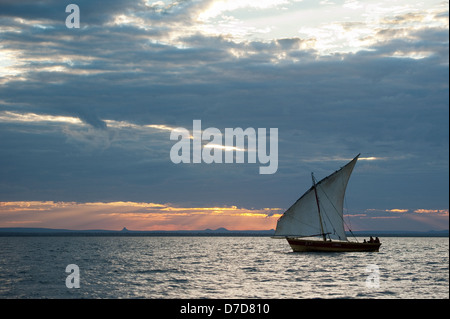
[287,238,381,252]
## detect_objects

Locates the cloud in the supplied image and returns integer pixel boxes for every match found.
[365,208,449,216]
[198,0,292,20]
[0,110,83,125]
[385,209,409,213]
[343,207,449,231]
[414,209,449,215]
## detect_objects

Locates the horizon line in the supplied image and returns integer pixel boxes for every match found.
[0,226,448,234]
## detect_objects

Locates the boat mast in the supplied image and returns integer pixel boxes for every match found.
[312,173,327,241]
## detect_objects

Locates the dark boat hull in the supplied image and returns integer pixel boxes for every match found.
[287,238,381,252]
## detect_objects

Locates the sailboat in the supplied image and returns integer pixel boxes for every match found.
[274,154,381,252]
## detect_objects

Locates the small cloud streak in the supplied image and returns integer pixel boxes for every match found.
[0,111,83,125]
[204,144,245,152]
[345,207,449,231]
[302,155,387,162]
[365,208,449,216]
[359,157,384,161]
[414,209,449,215]
[386,209,409,213]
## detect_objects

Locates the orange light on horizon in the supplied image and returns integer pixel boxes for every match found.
[1,201,447,232]
[0,201,282,231]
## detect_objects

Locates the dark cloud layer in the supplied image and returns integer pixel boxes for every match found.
[0,0,448,215]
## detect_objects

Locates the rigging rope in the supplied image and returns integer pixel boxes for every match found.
[344,196,359,242]
[315,196,339,240]
[316,183,358,241]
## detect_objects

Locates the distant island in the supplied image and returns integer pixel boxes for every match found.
[0,227,274,237]
[0,227,448,237]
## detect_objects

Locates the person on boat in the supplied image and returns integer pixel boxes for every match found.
[363,239,367,243]
[369,236,374,243]
[374,237,380,243]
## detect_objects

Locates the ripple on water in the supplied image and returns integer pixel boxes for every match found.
[0,236,448,298]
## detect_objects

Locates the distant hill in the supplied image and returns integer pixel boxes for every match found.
[0,227,275,236]
[0,227,447,237]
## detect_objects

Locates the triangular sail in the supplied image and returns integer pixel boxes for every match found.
[274,154,359,241]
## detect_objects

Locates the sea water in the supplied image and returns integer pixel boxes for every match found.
[0,236,448,299]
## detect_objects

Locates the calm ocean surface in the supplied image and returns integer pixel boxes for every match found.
[0,236,448,299]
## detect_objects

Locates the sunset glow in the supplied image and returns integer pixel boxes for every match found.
[1,201,447,232]
[0,201,283,231]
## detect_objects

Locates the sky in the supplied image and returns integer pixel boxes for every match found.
[0,0,448,232]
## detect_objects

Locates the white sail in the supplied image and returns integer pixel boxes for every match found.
[274,154,359,241]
